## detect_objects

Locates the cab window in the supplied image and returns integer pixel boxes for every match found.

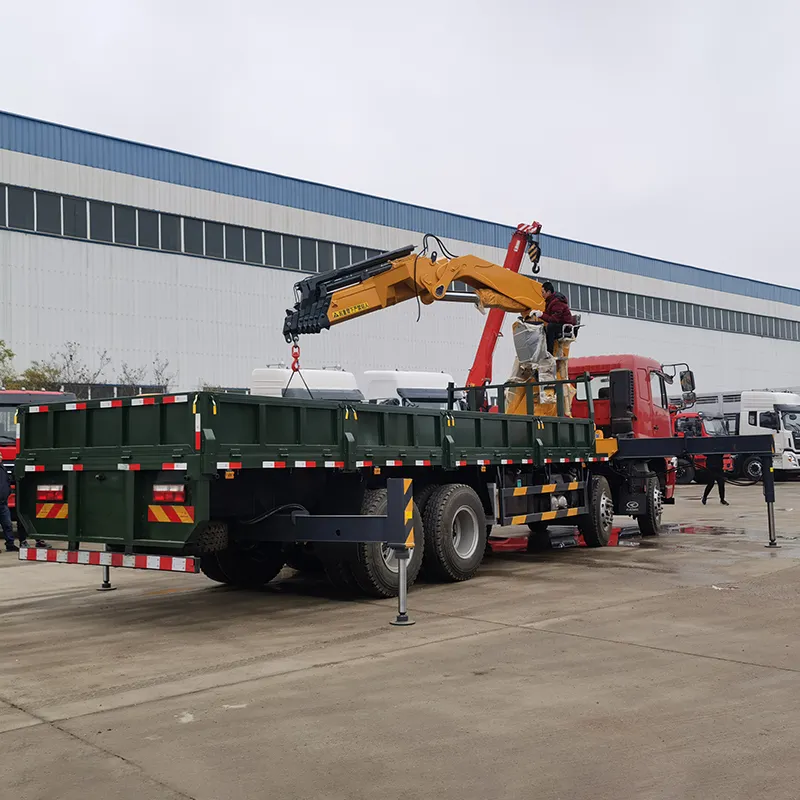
[650,372,667,408]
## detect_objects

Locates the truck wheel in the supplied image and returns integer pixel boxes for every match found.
[422,484,487,582]
[213,543,285,588]
[526,522,551,552]
[414,484,438,516]
[578,475,614,547]
[675,460,695,485]
[637,476,663,537]
[348,489,425,598]
[200,553,231,584]
[741,456,763,481]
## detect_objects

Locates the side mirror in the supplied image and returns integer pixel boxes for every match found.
[679,370,696,392]
[682,391,696,406]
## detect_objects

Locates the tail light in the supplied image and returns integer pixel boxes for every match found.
[37,485,64,501]
[153,484,186,503]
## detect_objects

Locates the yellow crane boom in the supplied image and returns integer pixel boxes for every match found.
[283,244,546,341]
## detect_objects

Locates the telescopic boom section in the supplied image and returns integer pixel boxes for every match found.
[283,245,546,341]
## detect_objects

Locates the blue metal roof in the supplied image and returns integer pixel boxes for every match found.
[2,109,798,307]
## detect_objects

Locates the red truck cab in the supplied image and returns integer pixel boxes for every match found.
[568,354,678,502]
[0,391,75,515]
[671,411,734,482]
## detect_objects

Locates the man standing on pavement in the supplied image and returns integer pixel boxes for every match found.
[0,464,17,552]
[530,282,575,355]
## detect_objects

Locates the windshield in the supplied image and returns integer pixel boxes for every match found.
[703,418,727,436]
[0,406,16,443]
[781,411,800,433]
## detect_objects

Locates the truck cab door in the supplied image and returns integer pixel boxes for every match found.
[647,370,671,438]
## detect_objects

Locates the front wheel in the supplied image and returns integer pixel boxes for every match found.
[741,456,763,481]
[637,476,663,536]
[578,475,614,547]
[675,460,695,485]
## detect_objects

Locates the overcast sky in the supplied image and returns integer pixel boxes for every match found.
[5,0,799,286]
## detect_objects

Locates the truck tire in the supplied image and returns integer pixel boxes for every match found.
[741,456,763,481]
[637,476,663,537]
[422,484,487,582]
[318,544,361,593]
[200,553,231,584]
[349,489,425,598]
[213,543,285,589]
[578,475,614,547]
[414,484,438,516]
[526,522,551,552]
[675,460,695,485]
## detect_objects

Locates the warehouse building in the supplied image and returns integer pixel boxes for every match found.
[2,110,800,395]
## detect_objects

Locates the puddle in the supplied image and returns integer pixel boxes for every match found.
[667,524,746,536]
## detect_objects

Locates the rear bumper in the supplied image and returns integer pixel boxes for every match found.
[19,547,200,573]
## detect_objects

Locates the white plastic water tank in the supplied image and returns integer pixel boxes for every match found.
[250,367,363,401]
[362,370,456,402]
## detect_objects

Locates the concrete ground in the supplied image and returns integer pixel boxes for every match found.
[1,483,799,800]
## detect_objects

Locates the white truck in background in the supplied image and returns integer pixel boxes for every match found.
[734,391,800,479]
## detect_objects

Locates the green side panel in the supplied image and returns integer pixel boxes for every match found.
[78,470,128,543]
[88,409,122,446]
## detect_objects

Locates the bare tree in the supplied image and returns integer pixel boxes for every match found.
[152,355,176,390]
[118,362,148,386]
[58,342,111,384]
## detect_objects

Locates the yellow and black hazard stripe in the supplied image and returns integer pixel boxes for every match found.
[510,481,583,497]
[403,478,414,548]
[506,506,587,527]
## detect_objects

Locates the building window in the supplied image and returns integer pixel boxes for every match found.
[35,191,61,235]
[627,294,637,318]
[318,241,334,272]
[245,228,263,265]
[635,295,646,320]
[114,205,136,245]
[138,209,159,249]
[89,201,112,242]
[183,218,204,255]
[300,237,317,272]
[351,247,366,265]
[265,232,282,267]
[205,222,224,258]
[283,235,300,269]
[579,285,590,311]
[598,288,609,314]
[63,196,87,238]
[8,187,35,231]
[335,244,350,269]
[607,290,619,316]
[225,225,244,261]
[589,287,600,312]
[366,248,381,259]
[0,185,5,227]
[160,213,180,252]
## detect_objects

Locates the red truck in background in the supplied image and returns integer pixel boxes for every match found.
[0,391,75,518]
[671,411,734,484]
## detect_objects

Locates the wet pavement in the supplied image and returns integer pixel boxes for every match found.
[2,483,800,799]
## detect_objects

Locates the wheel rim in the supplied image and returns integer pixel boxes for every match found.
[746,459,762,480]
[652,483,663,520]
[381,543,414,574]
[452,505,481,560]
[599,490,614,532]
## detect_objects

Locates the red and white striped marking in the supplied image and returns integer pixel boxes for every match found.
[216,461,242,470]
[385,460,403,467]
[15,421,20,452]
[324,461,345,468]
[476,459,490,466]
[162,395,189,404]
[194,413,202,451]
[100,399,123,409]
[24,465,45,473]
[587,456,610,462]
[415,460,431,467]
[65,402,87,411]
[131,397,156,407]
[19,548,200,573]
[356,460,372,468]
[28,405,48,414]
[544,459,552,464]
[161,462,188,471]
[455,460,467,467]
[262,461,287,469]
[521,458,533,464]
[62,464,84,472]
[501,459,513,465]
[294,461,316,468]
[117,463,141,471]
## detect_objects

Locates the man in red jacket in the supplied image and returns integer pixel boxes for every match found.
[532,282,575,355]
